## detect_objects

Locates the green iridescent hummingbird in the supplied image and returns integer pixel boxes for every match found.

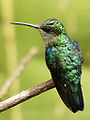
[11,18,84,113]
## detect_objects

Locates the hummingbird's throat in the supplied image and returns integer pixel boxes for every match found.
[38,29,57,49]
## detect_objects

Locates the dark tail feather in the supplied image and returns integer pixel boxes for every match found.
[53,77,84,113]
[67,83,84,113]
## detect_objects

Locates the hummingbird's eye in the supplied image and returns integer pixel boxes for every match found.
[48,22,54,25]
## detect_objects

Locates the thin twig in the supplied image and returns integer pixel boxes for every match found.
[0,79,55,112]
[0,48,39,99]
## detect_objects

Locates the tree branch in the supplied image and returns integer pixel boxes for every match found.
[0,79,55,113]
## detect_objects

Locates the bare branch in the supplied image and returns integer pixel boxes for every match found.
[0,48,39,99]
[0,79,55,112]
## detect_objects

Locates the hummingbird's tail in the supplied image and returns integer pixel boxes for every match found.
[67,82,84,113]
[53,75,84,113]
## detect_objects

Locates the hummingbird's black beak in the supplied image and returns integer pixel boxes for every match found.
[11,22,40,29]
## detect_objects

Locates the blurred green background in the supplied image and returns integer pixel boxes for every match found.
[0,0,90,120]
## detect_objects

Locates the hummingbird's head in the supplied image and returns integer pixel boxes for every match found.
[38,19,67,48]
[11,19,67,49]
[40,19,67,35]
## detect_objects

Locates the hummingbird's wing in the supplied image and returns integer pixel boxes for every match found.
[71,39,83,63]
[47,60,74,111]
[46,61,71,110]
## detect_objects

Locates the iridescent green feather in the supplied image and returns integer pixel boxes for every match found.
[46,33,82,91]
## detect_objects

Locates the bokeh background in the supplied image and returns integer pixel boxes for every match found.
[0,0,90,120]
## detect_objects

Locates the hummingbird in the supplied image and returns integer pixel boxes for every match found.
[11,18,84,113]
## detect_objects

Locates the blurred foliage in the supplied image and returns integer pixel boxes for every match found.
[0,0,90,120]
